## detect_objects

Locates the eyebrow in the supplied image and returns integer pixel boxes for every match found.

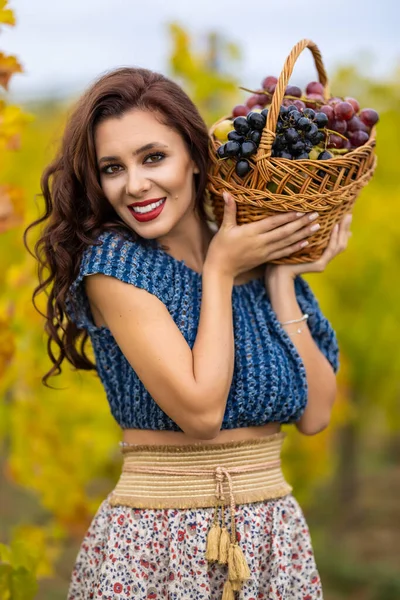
[98,143,169,166]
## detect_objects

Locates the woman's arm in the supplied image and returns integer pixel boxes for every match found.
[267,270,337,435]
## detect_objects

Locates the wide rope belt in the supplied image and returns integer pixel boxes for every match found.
[109,432,292,600]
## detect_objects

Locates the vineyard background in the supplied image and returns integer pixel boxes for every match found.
[1,4,400,599]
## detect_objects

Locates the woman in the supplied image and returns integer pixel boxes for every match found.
[25,67,351,599]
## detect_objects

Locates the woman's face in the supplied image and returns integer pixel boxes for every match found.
[95,108,200,240]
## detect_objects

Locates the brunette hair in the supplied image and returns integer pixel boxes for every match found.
[24,67,210,386]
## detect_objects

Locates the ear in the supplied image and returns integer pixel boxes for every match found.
[192,161,200,175]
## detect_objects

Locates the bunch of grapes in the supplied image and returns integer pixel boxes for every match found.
[216,110,268,177]
[214,75,379,178]
[271,105,327,160]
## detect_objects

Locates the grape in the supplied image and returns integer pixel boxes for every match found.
[217,144,227,158]
[319,105,334,126]
[276,121,285,133]
[347,116,369,133]
[331,119,347,135]
[240,140,258,158]
[225,140,241,156]
[314,112,329,128]
[303,140,314,152]
[291,140,306,154]
[293,100,306,111]
[305,93,323,108]
[334,101,355,121]
[279,106,289,118]
[261,108,269,119]
[248,130,262,145]
[274,134,287,150]
[247,112,266,130]
[286,105,298,113]
[285,128,300,144]
[345,97,360,113]
[297,117,313,132]
[228,131,245,143]
[303,108,316,120]
[232,104,249,117]
[311,131,325,145]
[342,138,351,150]
[247,94,268,109]
[327,134,344,149]
[348,130,369,147]
[305,123,319,140]
[306,81,325,95]
[285,85,302,98]
[359,109,379,127]
[328,97,342,105]
[235,159,251,177]
[280,151,293,159]
[288,110,302,125]
[318,151,333,160]
[233,117,250,135]
[295,152,310,160]
[262,75,278,92]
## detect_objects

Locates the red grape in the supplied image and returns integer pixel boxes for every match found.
[306,81,325,95]
[327,134,344,149]
[305,93,324,108]
[262,76,278,92]
[348,130,369,147]
[319,105,334,126]
[342,138,351,150]
[293,100,306,111]
[359,109,379,127]
[285,85,302,98]
[232,104,249,117]
[345,97,360,113]
[334,101,355,121]
[331,119,347,135]
[328,97,342,106]
[247,94,268,108]
[347,115,369,133]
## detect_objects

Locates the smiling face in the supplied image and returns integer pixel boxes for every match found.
[94,108,200,240]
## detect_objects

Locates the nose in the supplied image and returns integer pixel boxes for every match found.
[125,167,151,198]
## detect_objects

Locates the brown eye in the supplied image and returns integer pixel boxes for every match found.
[143,152,165,164]
[102,164,121,175]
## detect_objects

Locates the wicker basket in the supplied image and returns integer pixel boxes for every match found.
[207,38,377,264]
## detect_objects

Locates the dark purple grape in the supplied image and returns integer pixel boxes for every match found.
[233,117,250,135]
[217,144,227,158]
[285,128,300,144]
[291,140,306,155]
[318,151,333,160]
[273,134,287,150]
[225,141,241,156]
[297,117,313,132]
[303,108,316,120]
[305,123,319,140]
[303,140,314,152]
[279,106,289,119]
[240,140,258,158]
[286,105,298,113]
[235,159,251,177]
[280,151,293,159]
[247,112,266,131]
[248,130,262,145]
[276,120,285,133]
[314,112,329,128]
[227,131,245,143]
[295,152,310,160]
[310,131,325,145]
[261,108,269,119]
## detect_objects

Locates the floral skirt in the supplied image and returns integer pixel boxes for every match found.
[67,493,323,599]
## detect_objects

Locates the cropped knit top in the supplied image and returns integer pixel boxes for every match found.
[65,230,339,431]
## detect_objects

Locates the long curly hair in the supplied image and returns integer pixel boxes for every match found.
[24,67,210,387]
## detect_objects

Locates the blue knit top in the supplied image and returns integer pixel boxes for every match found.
[65,230,339,430]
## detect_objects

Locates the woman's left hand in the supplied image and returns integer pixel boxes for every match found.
[265,213,353,281]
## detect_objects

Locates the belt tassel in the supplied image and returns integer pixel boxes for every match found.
[205,467,251,598]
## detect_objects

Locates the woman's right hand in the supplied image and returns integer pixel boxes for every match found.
[206,190,321,278]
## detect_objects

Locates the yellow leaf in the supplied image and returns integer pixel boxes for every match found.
[0,1,15,27]
[0,53,23,90]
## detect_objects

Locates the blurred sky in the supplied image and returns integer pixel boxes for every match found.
[2,0,399,103]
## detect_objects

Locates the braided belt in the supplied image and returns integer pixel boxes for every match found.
[109,433,292,599]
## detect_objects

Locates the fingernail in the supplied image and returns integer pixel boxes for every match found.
[296,212,303,217]
[309,212,319,221]
[310,223,320,232]
[300,240,309,248]
[222,191,229,204]
[334,224,339,232]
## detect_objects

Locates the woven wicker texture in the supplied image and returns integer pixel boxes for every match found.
[207,38,377,264]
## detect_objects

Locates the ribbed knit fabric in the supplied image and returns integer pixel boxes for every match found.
[65,230,339,430]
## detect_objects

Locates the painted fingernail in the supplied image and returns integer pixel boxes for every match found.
[309,212,319,221]
[310,223,320,232]
[300,241,309,248]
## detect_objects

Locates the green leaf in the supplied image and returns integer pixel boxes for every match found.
[10,567,37,600]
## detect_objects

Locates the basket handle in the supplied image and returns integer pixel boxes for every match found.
[257,39,330,160]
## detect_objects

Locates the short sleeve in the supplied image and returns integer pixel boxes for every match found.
[294,275,340,374]
[65,231,173,333]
